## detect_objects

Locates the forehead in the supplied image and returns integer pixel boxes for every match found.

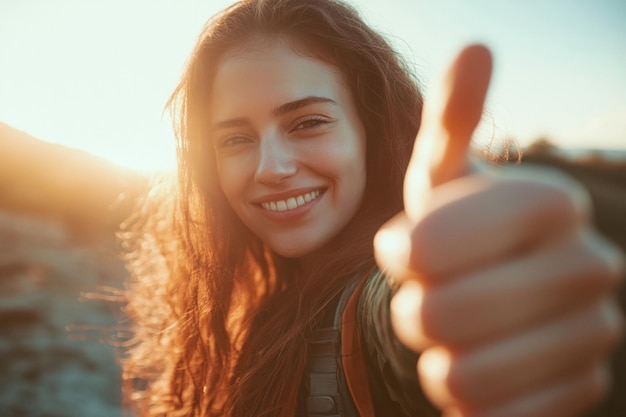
[208,39,349,120]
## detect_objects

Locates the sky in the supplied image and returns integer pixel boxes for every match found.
[0,0,624,171]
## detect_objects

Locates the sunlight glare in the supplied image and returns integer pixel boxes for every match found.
[0,1,230,172]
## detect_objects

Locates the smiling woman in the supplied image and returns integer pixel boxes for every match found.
[209,40,367,259]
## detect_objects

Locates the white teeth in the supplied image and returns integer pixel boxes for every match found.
[260,190,321,212]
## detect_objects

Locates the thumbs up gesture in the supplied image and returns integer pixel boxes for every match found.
[374,45,625,417]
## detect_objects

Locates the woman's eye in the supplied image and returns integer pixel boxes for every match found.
[293,116,330,131]
[218,135,250,149]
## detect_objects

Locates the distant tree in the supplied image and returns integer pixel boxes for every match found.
[527,136,557,152]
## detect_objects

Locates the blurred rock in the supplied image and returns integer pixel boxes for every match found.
[0,122,148,416]
[0,210,126,417]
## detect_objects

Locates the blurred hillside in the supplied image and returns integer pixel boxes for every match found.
[0,122,148,239]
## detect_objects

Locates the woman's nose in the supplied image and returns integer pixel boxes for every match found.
[254,135,297,185]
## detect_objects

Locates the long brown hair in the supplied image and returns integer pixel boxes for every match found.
[121,0,423,415]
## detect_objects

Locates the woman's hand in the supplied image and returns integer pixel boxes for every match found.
[374,45,625,417]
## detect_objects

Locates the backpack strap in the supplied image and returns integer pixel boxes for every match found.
[305,275,377,417]
[340,277,376,417]
[306,279,360,417]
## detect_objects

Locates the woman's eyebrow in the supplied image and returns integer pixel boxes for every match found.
[211,117,249,131]
[211,96,336,131]
[272,96,336,116]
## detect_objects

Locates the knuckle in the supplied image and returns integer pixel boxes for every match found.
[551,171,592,218]
[445,356,477,405]
[419,348,483,407]
[419,290,450,342]
[389,281,431,351]
[417,347,457,408]
[582,230,624,286]
[596,302,624,351]
[583,366,611,408]
[541,179,589,223]
[373,215,415,283]
[408,219,440,274]
[578,230,626,289]
[510,166,592,224]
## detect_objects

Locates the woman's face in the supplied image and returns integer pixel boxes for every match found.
[207,39,367,258]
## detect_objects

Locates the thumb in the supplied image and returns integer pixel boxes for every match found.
[404,44,492,220]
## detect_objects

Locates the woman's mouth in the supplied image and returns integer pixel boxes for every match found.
[260,190,322,212]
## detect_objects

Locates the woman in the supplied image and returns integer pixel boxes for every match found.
[122,0,624,416]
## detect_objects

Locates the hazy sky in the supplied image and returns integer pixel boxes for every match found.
[1,0,624,171]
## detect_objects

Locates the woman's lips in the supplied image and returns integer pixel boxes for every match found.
[260,190,321,212]
[253,188,326,220]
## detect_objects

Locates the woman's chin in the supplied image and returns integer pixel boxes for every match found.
[266,237,326,260]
